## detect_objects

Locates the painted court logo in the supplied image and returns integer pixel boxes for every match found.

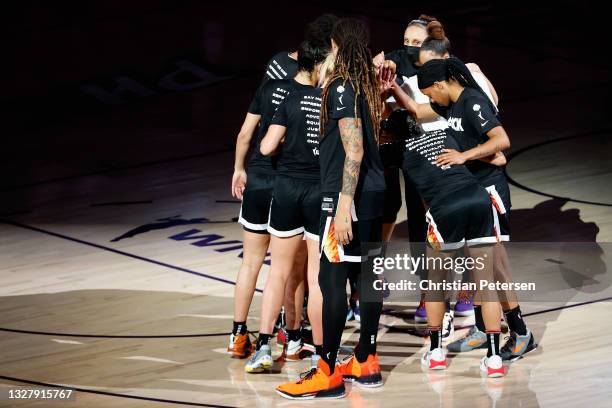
[111,215,270,265]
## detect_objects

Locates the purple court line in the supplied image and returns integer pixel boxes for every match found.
[0,219,262,293]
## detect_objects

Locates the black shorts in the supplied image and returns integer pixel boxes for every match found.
[319,193,383,263]
[379,141,405,169]
[268,175,320,240]
[383,167,402,223]
[473,170,510,240]
[426,183,497,251]
[238,172,274,234]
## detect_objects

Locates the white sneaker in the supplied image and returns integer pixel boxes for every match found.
[245,344,273,373]
[480,355,505,378]
[442,311,454,341]
[310,353,320,370]
[286,339,303,361]
[421,347,447,370]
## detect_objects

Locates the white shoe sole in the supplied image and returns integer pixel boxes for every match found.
[343,377,384,388]
[245,359,273,373]
[275,389,347,400]
[454,309,475,317]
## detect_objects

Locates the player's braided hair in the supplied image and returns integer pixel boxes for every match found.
[320,18,382,142]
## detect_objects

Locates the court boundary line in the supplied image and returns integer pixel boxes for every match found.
[0,219,263,292]
[504,129,612,207]
[0,375,235,408]
[522,296,612,318]
[0,327,240,339]
[1,297,611,407]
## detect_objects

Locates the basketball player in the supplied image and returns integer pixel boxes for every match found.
[377,16,439,326]
[229,40,319,359]
[244,40,328,373]
[386,18,501,337]
[261,14,340,349]
[414,57,537,361]
[230,15,341,358]
[262,14,338,84]
[276,18,386,399]
[401,119,506,377]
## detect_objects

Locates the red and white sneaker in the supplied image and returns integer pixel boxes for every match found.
[276,328,287,349]
[285,339,315,361]
[421,347,447,370]
[480,355,505,378]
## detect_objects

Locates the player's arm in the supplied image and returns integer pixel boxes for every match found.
[465,126,510,160]
[481,73,499,106]
[436,126,510,166]
[389,82,438,120]
[478,151,507,166]
[260,124,286,156]
[467,63,499,105]
[335,117,364,245]
[232,113,261,199]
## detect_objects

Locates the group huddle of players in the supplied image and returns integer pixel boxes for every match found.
[229,13,538,400]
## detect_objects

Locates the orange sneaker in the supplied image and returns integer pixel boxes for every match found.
[231,333,252,359]
[337,353,383,387]
[276,359,346,400]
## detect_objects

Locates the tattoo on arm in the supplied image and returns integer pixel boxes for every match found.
[339,118,364,198]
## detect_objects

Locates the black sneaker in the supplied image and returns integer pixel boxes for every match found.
[500,330,538,362]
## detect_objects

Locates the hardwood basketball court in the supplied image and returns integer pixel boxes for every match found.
[2,3,611,407]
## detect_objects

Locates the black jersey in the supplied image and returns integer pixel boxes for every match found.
[270,86,322,180]
[247,79,307,174]
[320,78,386,218]
[262,51,299,84]
[430,87,503,181]
[403,129,478,205]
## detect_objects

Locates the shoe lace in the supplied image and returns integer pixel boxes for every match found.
[297,368,317,384]
[443,313,453,329]
[500,333,515,354]
[466,326,480,340]
[337,353,355,368]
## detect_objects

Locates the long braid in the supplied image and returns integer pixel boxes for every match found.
[320,19,382,142]
[446,57,498,113]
